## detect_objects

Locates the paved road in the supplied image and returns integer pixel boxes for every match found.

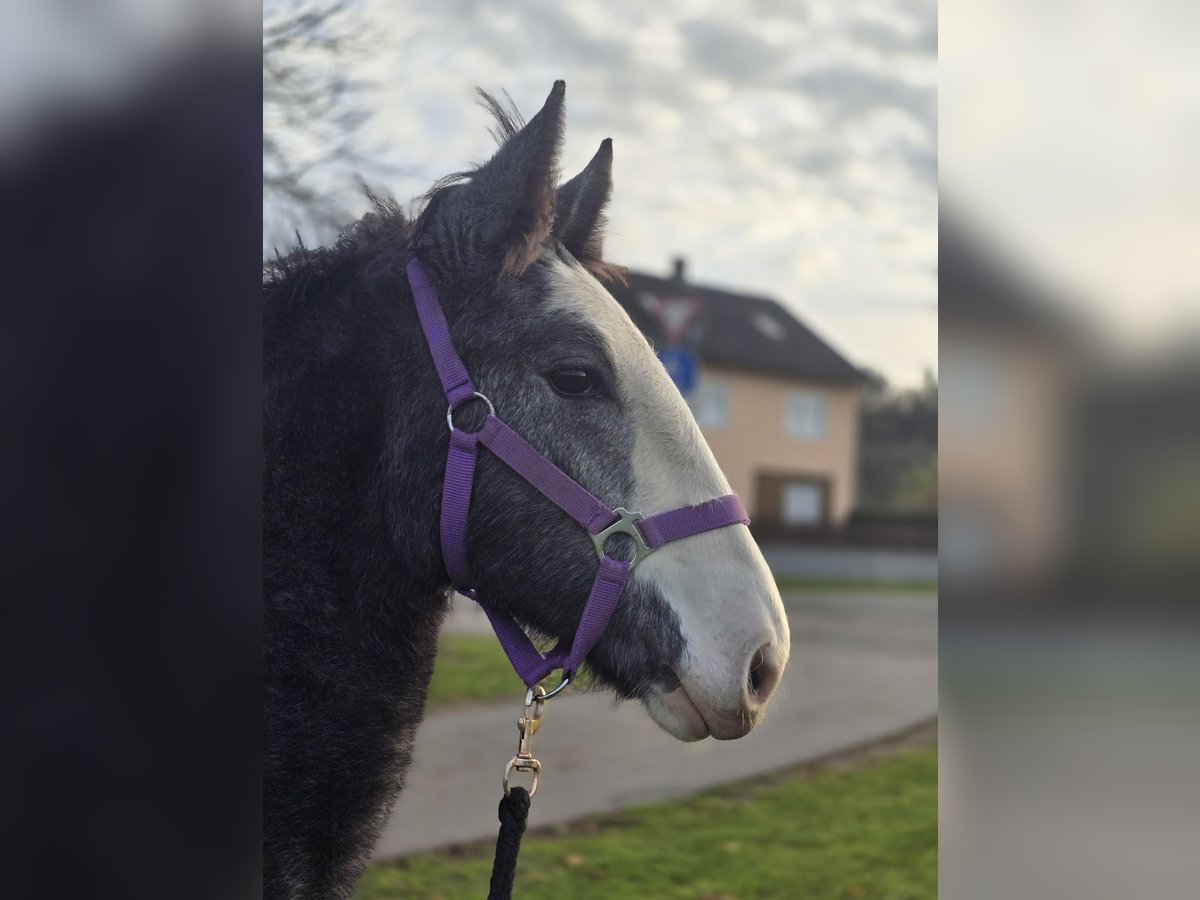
[371,589,937,859]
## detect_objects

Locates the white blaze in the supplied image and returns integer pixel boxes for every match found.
[546,257,790,737]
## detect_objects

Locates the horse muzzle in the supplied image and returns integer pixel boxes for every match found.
[644,639,787,741]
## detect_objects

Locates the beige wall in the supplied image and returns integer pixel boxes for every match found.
[939,328,1068,576]
[695,365,862,524]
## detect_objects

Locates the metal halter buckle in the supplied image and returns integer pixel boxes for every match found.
[503,685,546,796]
[591,507,654,569]
[446,391,495,433]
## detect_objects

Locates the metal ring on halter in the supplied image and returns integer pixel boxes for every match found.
[539,673,572,700]
[503,756,540,797]
[446,391,495,433]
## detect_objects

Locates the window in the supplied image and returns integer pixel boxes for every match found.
[782,481,823,525]
[940,506,999,578]
[941,347,1002,432]
[785,391,826,440]
[687,378,730,430]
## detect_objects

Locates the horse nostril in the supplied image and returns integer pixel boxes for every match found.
[746,643,781,706]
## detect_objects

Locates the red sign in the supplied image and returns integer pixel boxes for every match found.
[642,294,702,344]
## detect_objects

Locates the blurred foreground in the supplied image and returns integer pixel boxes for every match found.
[942,1,1200,895]
[2,9,261,900]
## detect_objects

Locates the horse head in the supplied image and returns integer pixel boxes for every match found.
[408,81,789,740]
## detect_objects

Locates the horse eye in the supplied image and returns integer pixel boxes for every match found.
[548,368,598,397]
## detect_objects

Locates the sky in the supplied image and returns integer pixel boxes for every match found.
[941,0,1200,359]
[346,0,938,387]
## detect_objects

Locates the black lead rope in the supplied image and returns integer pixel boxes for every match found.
[488,686,544,898]
[487,786,531,900]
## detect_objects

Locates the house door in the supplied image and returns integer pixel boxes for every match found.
[756,473,831,530]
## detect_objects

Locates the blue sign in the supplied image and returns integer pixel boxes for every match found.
[658,346,699,394]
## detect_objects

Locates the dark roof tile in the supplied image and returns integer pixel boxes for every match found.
[607,270,864,385]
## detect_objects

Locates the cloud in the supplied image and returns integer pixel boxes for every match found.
[848,19,938,56]
[897,139,938,187]
[794,144,846,177]
[794,65,936,128]
[678,18,789,81]
[281,0,938,386]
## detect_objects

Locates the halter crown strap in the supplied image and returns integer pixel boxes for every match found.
[407,256,750,689]
[408,255,478,408]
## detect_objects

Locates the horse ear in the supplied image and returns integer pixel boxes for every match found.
[445,81,566,276]
[555,138,613,272]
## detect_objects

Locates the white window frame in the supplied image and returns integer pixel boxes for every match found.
[941,348,1002,432]
[785,390,827,440]
[688,378,730,430]
[781,481,824,525]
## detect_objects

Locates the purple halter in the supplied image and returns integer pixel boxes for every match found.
[407,257,750,695]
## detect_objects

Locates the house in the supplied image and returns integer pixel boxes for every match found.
[939,212,1080,582]
[608,259,865,534]
[943,212,1197,596]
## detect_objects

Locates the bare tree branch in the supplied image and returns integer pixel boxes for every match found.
[262,0,400,258]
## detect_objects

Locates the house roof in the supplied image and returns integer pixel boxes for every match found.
[940,208,1082,343]
[607,265,864,385]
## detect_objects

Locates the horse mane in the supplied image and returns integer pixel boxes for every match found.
[264,90,520,291]
[264,193,410,303]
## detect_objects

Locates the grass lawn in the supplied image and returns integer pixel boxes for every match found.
[425,634,594,712]
[356,742,937,899]
[425,634,525,712]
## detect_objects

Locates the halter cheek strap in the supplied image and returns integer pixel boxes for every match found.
[407,257,750,691]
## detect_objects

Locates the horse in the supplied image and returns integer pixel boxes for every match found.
[263,81,790,899]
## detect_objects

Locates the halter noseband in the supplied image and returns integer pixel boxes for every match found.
[408,257,750,697]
